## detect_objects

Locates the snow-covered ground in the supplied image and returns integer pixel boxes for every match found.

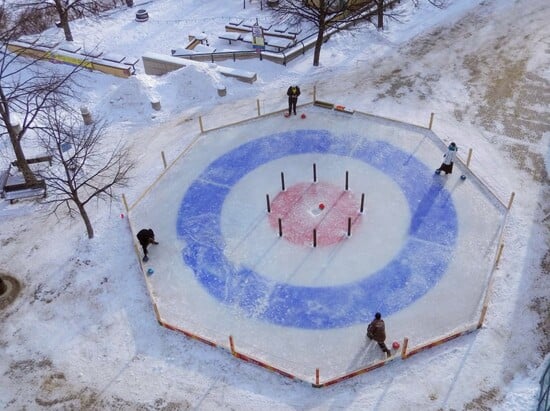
[0,0,548,409]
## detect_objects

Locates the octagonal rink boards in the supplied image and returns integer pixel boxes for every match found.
[130,106,506,383]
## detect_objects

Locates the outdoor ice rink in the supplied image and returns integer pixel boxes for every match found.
[130,105,507,383]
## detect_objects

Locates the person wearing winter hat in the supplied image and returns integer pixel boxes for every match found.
[136,228,159,262]
[436,142,458,175]
[286,85,301,116]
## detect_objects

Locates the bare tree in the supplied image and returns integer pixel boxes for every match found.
[276,0,401,66]
[18,0,119,42]
[412,0,447,7]
[37,106,134,239]
[276,0,446,65]
[0,26,81,185]
[0,3,11,34]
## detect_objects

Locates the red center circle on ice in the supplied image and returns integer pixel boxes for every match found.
[268,181,362,246]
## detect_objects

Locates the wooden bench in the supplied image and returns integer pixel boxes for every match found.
[3,180,47,204]
[11,155,52,168]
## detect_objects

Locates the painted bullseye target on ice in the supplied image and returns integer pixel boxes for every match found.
[268,181,361,246]
[177,130,458,329]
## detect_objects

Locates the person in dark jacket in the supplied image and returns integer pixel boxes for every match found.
[287,85,301,115]
[137,228,158,262]
[436,142,458,175]
[367,312,392,358]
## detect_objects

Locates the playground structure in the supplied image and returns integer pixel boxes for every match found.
[124,88,512,387]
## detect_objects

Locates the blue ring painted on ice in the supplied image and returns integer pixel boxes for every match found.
[177,130,458,329]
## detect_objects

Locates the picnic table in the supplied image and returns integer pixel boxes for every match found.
[218,32,242,44]
[58,42,82,53]
[80,48,103,58]
[273,24,289,33]
[288,26,302,35]
[194,44,216,53]
[103,53,126,64]
[242,20,272,31]
[123,57,140,74]
[228,18,244,26]
[266,37,294,51]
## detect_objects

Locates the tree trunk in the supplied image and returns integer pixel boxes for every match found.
[0,90,37,185]
[60,12,73,41]
[313,14,327,67]
[76,201,94,239]
[9,130,37,185]
[313,30,324,67]
[54,0,73,42]
[377,0,384,30]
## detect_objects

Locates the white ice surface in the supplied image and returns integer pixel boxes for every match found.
[130,107,506,382]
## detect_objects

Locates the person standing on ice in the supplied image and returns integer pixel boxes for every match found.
[436,142,458,175]
[287,85,301,116]
[367,312,392,358]
[137,228,158,262]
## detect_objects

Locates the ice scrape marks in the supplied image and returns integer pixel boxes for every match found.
[268,182,362,246]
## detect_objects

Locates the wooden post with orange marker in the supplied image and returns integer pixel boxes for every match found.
[161,151,167,169]
[313,229,317,247]
[401,337,409,359]
[229,335,236,355]
[122,193,129,213]
[313,368,321,388]
[477,305,489,329]
[494,243,505,268]
[466,148,473,168]
[507,192,515,210]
